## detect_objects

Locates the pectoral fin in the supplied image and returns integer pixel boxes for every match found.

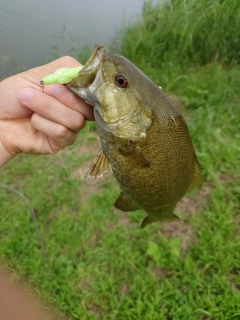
[141,212,179,228]
[114,192,140,211]
[118,142,151,167]
[86,149,112,186]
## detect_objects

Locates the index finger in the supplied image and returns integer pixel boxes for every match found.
[44,84,94,121]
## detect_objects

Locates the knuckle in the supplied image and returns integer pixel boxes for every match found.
[68,133,77,145]
[54,132,77,149]
[49,146,60,155]
[55,125,69,138]
[71,113,85,132]
[30,113,40,127]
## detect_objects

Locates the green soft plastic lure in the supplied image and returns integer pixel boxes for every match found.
[40,66,84,85]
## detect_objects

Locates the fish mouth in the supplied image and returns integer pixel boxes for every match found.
[67,44,104,90]
[82,43,105,71]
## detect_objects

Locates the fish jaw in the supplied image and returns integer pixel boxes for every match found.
[66,44,105,106]
[67,43,141,123]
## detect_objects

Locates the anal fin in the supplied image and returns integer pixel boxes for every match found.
[141,212,179,228]
[114,192,140,212]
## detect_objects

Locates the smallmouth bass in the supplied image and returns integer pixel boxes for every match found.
[67,44,205,227]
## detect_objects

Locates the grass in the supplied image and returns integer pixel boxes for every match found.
[1,0,240,319]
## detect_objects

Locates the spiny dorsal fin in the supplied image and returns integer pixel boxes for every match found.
[86,149,112,186]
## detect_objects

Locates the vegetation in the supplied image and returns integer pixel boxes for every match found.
[0,0,240,319]
[121,0,240,67]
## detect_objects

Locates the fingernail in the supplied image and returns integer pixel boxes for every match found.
[44,84,60,97]
[19,88,34,102]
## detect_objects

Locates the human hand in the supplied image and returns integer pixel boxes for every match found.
[0,56,93,167]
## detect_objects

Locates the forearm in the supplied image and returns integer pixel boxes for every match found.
[0,142,14,168]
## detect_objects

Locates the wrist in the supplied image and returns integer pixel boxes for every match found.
[0,141,14,168]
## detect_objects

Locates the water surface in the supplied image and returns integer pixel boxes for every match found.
[0,0,145,77]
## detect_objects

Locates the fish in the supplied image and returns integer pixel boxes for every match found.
[67,44,205,227]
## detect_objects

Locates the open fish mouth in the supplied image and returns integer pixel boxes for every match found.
[82,44,105,72]
[68,44,104,89]
[66,44,106,108]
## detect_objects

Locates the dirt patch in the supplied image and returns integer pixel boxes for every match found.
[87,305,102,320]
[176,181,213,218]
[117,214,131,226]
[70,135,103,202]
[169,94,185,113]
[163,182,212,235]
[71,135,101,177]
[75,279,91,291]
[162,174,236,249]
[217,173,235,184]
[71,159,93,181]
[119,283,130,296]
[233,214,240,236]
[75,134,101,158]
[108,211,140,231]
[151,266,168,278]
[159,182,213,255]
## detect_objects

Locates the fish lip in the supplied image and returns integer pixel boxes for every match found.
[80,43,105,73]
[67,44,105,98]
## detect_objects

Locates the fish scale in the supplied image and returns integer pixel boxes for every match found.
[102,115,194,213]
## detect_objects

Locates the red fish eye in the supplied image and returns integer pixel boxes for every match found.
[115,75,128,87]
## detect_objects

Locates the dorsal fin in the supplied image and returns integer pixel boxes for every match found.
[188,156,206,191]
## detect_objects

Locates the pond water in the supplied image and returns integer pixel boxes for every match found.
[0,0,146,78]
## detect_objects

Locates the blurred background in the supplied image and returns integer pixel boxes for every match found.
[0,1,240,319]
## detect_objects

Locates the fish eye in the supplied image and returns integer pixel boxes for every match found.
[115,75,128,88]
